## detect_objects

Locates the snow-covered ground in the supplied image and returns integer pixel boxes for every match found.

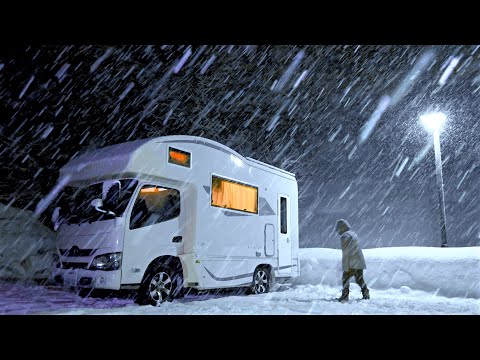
[0,247,478,315]
[0,281,477,315]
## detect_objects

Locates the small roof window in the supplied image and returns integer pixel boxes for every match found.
[168,147,191,168]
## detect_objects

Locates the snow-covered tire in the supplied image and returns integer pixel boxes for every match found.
[136,263,183,306]
[251,266,271,295]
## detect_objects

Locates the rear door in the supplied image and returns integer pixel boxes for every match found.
[277,194,292,274]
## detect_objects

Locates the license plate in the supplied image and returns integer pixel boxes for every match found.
[64,272,77,286]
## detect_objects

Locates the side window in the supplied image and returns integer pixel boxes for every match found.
[211,175,258,214]
[130,185,180,230]
[280,197,287,234]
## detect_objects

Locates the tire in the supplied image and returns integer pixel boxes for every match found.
[136,263,183,306]
[251,266,271,295]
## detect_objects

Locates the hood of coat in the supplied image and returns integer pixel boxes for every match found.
[336,219,352,235]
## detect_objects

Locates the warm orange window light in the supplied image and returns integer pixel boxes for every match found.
[140,187,166,194]
[211,176,258,214]
[168,147,191,167]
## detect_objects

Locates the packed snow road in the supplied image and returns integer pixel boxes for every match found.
[1,281,477,315]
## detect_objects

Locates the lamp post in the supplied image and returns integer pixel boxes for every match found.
[420,112,448,247]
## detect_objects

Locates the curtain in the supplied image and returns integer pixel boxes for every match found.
[212,177,257,213]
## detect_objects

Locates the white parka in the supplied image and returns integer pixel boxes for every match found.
[336,219,367,271]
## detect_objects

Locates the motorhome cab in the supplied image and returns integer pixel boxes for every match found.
[52,135,299,305]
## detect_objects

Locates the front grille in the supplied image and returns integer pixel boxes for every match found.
[59,262,89,270]
[60,248,95,257]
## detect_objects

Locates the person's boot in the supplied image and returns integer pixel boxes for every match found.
[338,289,349,303]
[362,288,370,300]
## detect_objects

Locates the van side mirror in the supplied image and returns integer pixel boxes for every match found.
[90,198,104,209]
[90,198,116,217]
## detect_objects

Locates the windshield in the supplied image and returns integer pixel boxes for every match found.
[57,179,138,225]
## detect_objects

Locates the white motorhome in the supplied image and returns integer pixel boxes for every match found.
[52,135,299,305]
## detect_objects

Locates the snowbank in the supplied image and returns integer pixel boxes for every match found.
[0,204,57,281]
[295,247,480,299]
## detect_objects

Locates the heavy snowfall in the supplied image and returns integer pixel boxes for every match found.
[0,45,479,315]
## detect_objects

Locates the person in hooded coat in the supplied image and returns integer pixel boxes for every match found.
[336,219,370,302]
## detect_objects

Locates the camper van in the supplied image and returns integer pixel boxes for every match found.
[52,135,299,305]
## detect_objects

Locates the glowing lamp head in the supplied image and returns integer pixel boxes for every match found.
[420,112,447,132]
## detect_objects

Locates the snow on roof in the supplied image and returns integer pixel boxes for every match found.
[60,135,294,179]
[60,138,152,174]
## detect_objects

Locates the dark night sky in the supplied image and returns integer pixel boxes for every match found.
[0,45,479,248]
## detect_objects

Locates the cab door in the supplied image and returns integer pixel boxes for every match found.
[122,183,183,284]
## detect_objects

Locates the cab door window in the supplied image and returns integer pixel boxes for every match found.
[130,185,180,230]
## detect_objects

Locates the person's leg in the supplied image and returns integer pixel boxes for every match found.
[340,270,352,300]
[354,270,370,299]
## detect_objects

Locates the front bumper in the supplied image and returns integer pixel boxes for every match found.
[52,267,121,290]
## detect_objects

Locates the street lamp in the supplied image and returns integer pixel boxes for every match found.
[420,112,448,247]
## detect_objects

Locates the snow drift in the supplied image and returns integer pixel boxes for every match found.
[0,204,57,281]
[295,247,480,299]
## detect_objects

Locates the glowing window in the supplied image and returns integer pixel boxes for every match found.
[168,147,191,168]
[211,175,258,214]
[130,185,180,230]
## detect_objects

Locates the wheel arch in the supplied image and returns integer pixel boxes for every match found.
[142,255,184,282]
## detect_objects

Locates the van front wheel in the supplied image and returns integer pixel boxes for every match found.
[137,264,182,306]
[251,267,271,295]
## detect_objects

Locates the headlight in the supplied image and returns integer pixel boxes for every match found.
[90,253,122,271]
